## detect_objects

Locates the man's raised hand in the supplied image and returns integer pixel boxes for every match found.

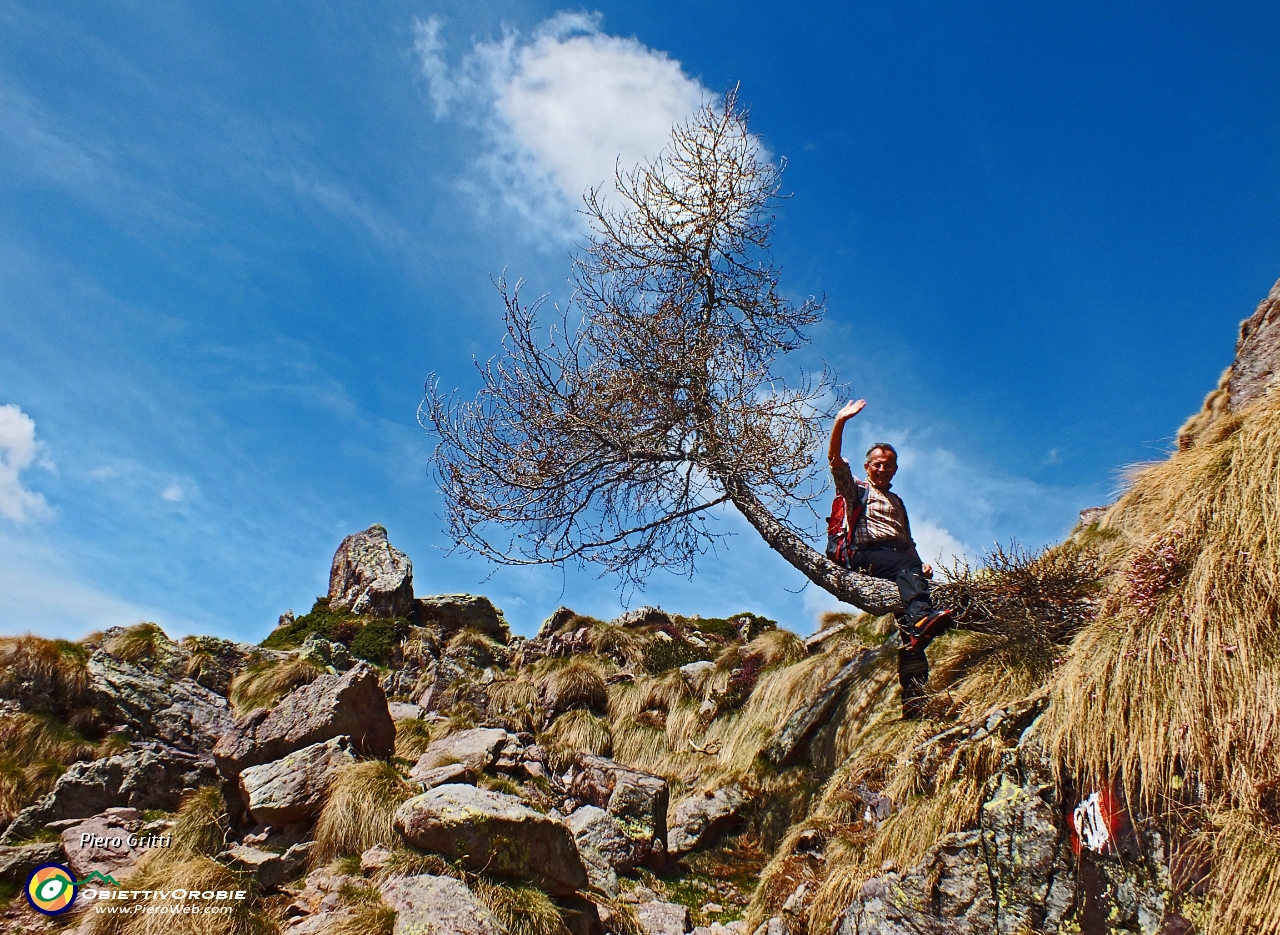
[837,399,866,422]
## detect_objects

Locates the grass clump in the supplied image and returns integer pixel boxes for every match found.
[543,658,609,716]
[0,712,97,823]
[542,710,613,773]
[103,622,171,664]
[83,856,272,935]
[642,634,716,674]
[313,760,416,863]
[445,628,508,668]
[0,636,91,711]
[393,717,437,760]
[473,879,570,935]
[325,903,396,935]
[229,656,322,715]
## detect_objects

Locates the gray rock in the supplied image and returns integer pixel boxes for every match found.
[360,844,394,874]
[0,842,65,883]
[750,919,787,935]
[380,873,504,935]
[58,808,154,878]
[569,805,643,873]
[635,900,691,935]
[412,763,477,790]
[86,651,235,753]
[577,841,620,897]
[414,594,512,644]
[415,658,472,712]
[213,661,394,783]
[393,784,588,895]
[1,742,217,844]
[298,635,354,672]
[667,786,745,856]
[536,606,579,640]
[328,524,415,618]
[1229,275,1280,411]
[239,735,357,825]
[409,727,509,776]
[388,702,425,720]
[567,755,669,861]
[219,843,287,888]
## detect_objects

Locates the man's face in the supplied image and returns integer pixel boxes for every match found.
[865,450,898,489]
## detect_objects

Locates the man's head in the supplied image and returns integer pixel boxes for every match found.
[864,443,899,490]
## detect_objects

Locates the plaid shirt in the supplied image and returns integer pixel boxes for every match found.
[830,457,913,547]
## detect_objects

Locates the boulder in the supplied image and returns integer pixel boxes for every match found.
[388,702,425,721]
[414,594,511,645]
[328,524,414,618]
[360,844,394,874]
[1,742,217,844]
[213,661,394,783]
[239,735,357,825]
[219,843,287,888]
[635,901,692,935]
[409,728,509,776]
[667,786,745,856]
[568,805,644,873]
[59,808,156,878]
[0,842,65,883]
[415,658,473,712]
[566,755,669,860]
[86,651,235,753]
[393,784,587,895]
[412,763,477,790]
[297,635,354,672]
[380,873,504,935]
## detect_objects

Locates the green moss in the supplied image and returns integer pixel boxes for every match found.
[642,636,715,674]
[260,597,408,664]
[676,613,777,643]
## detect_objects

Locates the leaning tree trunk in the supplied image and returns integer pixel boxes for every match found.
[721,475,903,615]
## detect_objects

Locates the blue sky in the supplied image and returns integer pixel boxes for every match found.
[2,1,1277,641]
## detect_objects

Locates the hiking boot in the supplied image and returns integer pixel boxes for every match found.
[907,608,954,651]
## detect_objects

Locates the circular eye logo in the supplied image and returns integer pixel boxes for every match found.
[26,863,78,915]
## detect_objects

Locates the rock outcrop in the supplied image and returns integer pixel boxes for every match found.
[213,661,394,783]
[328,524,414,618]
[1229,275,1280,411]
[86,651,235,753]
[239,735,357,825]
[393,784,588,895]
[1,742,216,844]
[414,594,512,644]
[567,755,669,866]
[58,808,157,878]
[408,727,509,776]
[668,786,745,856]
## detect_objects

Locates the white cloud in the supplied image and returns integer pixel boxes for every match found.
[413,12,708,233]
[160,484,185,502]
[0,404,53,522]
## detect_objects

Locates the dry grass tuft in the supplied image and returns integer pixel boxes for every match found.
[585,622,647,668]
[741,630,805,669]
[543,658,610,716]
[164,785,231,861]
[393,717,436,760]
[1043,392,1280,816]
[473,878,571,935]
[229,656,322,715]
[103,622,171,664]
[323,903,396,935]
[0,636,91,710]
[488,677,546,733]
[446,628,508,668]
[542,709,613,773]
[1204,810,1280,935]
[313,760,416,863]
[0,712,97,824]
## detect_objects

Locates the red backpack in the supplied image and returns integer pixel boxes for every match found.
[826,482,869,568]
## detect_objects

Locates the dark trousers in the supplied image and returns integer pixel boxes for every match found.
[848,543,936,717]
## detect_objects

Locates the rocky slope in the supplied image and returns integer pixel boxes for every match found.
[1,277,1278,935]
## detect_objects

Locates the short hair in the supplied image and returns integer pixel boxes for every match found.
[865,443,898,462]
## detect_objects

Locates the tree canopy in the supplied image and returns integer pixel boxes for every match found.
[423,89,901,613]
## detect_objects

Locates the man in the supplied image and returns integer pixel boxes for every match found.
[828,398,953,719]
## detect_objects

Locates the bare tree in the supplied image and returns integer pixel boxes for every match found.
[422,89,901,613]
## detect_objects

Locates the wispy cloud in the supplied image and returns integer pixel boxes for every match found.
[0,404,53,522]
[413,11,709,235]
